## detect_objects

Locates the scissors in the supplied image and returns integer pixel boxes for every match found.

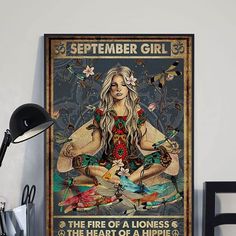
[21,185,36,205]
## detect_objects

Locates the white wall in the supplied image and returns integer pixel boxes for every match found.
[0,0,236,235]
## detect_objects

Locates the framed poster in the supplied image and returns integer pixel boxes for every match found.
[45,34,193,236]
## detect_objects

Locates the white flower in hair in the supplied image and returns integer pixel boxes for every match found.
[126,75,137,86]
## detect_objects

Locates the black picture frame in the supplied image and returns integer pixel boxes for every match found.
[44,34,194,236]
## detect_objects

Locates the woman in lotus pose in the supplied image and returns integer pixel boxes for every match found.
[57,66,179,185]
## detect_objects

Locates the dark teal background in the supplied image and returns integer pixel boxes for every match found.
[52,57,184,235]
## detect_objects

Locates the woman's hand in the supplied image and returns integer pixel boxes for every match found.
[63,141,82,158]
[168,141,181,154]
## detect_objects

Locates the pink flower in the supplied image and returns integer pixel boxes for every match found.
[148,103,157,112]
[83,65,95,78]
[126,75,137,86]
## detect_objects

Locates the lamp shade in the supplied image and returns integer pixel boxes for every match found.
[9,103,54,143]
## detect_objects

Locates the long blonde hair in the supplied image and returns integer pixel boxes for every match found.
[99,66,141,153]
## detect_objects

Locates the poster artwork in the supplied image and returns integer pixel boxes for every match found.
[45,34,193,236]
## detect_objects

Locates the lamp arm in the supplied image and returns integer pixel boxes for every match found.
[0,129,12,167]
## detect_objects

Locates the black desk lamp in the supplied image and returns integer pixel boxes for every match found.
[0,103,54,167]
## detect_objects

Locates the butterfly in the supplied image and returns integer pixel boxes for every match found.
[149,61,182,88]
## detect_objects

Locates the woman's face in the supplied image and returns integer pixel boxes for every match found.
[110,75,129,100]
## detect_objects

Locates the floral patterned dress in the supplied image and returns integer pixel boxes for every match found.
[73,108,172,172]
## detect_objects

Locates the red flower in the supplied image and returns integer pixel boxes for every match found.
[113,141,128,160]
